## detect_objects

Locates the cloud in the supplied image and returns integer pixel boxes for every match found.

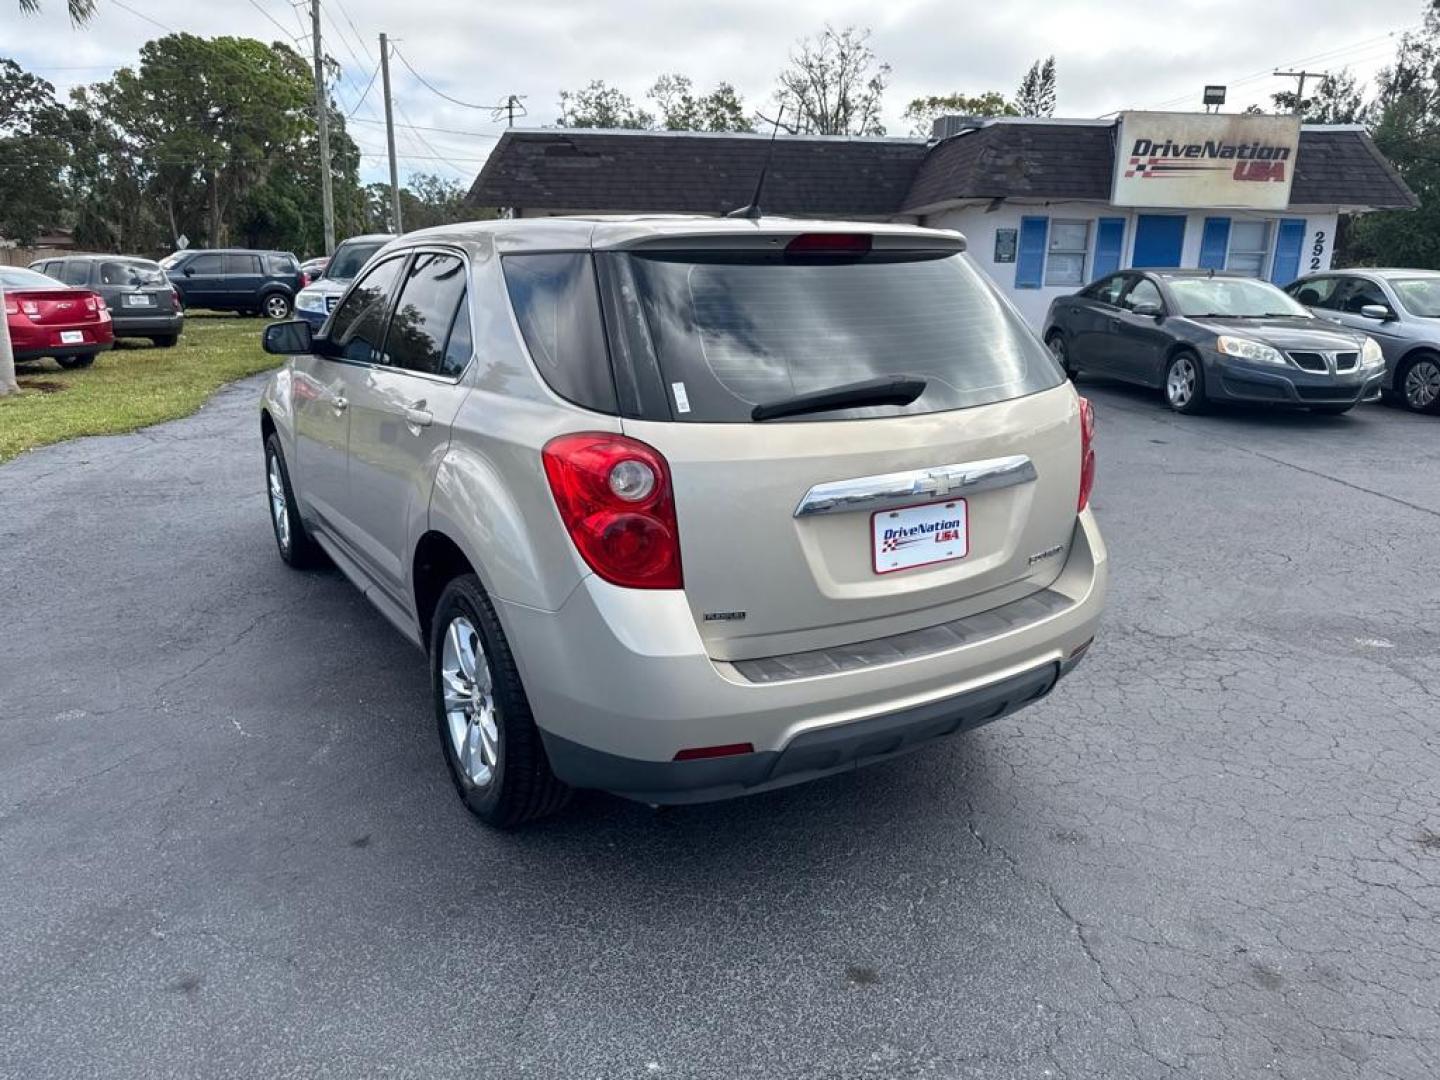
[3,0,1422,181]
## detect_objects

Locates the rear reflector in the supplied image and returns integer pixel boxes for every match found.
[1077,396,1096,512]
[673,742,755,762]
[785,232,872,256]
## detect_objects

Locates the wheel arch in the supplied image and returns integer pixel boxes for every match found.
[1395,345,1440,389]
[413,530,477,652]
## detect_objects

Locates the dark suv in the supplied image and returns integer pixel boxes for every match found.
[162,249,304,319]
[30,254,184,347]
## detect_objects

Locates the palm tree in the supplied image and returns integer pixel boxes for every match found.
[2,1,93,395]
[16,0,97,21]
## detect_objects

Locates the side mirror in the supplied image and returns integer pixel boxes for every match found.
[263,319,313,356]
[183,266,195,277]
[1359,303,1394,321]
[1131,301,1163,318]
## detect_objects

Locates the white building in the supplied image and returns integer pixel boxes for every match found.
[469,113,1415,328]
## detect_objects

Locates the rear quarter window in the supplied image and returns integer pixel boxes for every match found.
[501,253,617,414]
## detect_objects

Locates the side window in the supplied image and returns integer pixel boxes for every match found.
[384,253,469,377]
[1226,221,1272,277]
[1336,277,1386,314]
[41,261,62,277]
[501,253,616,413]
[187,254,223,275]
[61,261,92,286]
[327,256,405,365]
[1045,220,1091,288]
[1122,278,1163,312]
[441,291,473,378]
[224,254,259,275]
[1086,274,1127,306]
[1290,277,1339,309]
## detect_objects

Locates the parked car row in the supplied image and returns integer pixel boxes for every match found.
[1044,267,1440,416]
[30,254,184,348]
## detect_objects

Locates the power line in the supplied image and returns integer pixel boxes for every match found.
[345,61,382,118]
[391,45,503,112]
[347,116,500,140]
[331,0,376,65]
[109,0,172,32]
[247,0,303,44]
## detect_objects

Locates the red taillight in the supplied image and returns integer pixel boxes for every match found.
[785,232,873,256]
[300,272,311,288]
[542,433,683,589]
[1077,396,1096,512]
[674,743,754,762]
[83,294,98,313]
[20,299,39,316]
[170,287,182,312]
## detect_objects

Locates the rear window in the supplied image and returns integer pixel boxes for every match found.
[99,259,165,286]
[0,267,63,290]
[612,249,1064,422]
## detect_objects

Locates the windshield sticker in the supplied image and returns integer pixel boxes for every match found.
[672,381,691,414]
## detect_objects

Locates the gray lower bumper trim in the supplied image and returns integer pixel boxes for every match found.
[542,660,1065,805]
[730,588,1073,684]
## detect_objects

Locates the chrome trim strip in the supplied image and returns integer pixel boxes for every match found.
[793,454,1038,518]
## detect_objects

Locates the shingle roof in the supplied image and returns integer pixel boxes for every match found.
[467,123,1417,216]
[467,130,929,217]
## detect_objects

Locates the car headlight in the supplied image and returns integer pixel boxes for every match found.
[296,290,327,314]
[1361,336,1385,369]
[1216,335,1288,367]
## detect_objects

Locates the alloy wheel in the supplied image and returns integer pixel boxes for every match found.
[441,616,498,788]
[267,453,290,553]
[265,295,289,319]
[1167,356,1197,408]
[1404,358,1440,411]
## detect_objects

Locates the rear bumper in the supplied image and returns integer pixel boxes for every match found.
[499,509,1107,803]
[1210,353,1384,406]
[112,312,183,336]
[11,325,114,360]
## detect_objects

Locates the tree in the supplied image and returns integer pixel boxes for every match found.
[361,174,497,233]
[1345,5,1440,267]
[1270,69,1368,123]
[16,0,96,23]
[649,74,753,132]
[902,91,1016,137]
[1015,56,1057,117]
[556,80,653,129]
[771,25,890,136]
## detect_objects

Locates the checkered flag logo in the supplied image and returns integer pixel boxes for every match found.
[882,537,900,552]
[1125,156,1153,178]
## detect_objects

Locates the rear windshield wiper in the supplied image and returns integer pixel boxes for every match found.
[750,376,927,422]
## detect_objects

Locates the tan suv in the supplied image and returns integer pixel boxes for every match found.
[259,217,1108,827]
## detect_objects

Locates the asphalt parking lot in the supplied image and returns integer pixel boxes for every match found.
[2,373,1437,1079]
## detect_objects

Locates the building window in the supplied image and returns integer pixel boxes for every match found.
[1045,220,1090,287]
[1227,221,1271,277]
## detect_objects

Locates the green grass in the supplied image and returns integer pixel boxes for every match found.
[0,314,279,463]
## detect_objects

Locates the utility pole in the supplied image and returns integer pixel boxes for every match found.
[1273,69,1325,117]
[310,0,336,255]
[379,33,403,234]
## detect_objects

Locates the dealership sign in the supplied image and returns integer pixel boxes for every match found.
[1113,111,1301,210]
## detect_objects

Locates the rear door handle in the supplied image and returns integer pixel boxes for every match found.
[331,394,348,413]
[403,402,433,431]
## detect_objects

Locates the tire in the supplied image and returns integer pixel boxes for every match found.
[1047,332,1078,379]
[1163,350,1209,414]
[1310,403,1354,415]
[262,293,293,320]
[431,574,570,828]
[1398,352,1440,414]
[263,432,324,568]
[150,334,179,348]
[56,355,95,370]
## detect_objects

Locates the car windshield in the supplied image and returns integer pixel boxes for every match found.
[0,267,64,290]
[1389,277,1440,317]
[1167,277,1312,318]
[326,241,387,281]
[606,248,1065,422]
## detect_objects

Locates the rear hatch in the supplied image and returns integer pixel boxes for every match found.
[597,228,1081,662]
[13,289,105,328]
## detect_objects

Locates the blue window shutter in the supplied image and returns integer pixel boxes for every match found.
[1092,217,1126,278]
[1016,217,1049,289]
[1271,218,1306,284]
[1198,217,1231,270]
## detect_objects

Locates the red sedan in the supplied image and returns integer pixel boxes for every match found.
[2,266,114,369]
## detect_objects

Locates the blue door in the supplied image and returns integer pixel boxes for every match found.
[1132,215,1187,268]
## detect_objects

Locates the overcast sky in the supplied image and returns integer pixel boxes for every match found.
[3,0,1426,186]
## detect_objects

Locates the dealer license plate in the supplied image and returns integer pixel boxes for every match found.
[872,500,969,574]
[60,330,85,344]
[123,294,154,307]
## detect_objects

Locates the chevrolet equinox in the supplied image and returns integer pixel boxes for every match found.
[259,217,1108,827]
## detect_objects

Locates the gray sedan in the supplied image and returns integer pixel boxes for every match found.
[1285,268,1440,414]
[1044,270,1385,416]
